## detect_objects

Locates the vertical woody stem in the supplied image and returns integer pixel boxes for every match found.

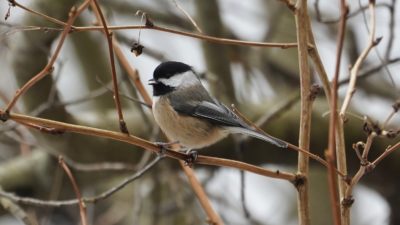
[295,0,312,224]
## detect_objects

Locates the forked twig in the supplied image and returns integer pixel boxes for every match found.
[340,1,379,118]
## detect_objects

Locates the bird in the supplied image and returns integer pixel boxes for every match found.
[148,61,287,150]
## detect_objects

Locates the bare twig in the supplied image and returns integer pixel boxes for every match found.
[58,156,88,225]
[196,156,296,180]
[111,39,153,106]
[314,1,390,24]
[340,1,379,118]
[179,162,224,225]
[0,110,294,183]
[0,188,38,225]
[6,1,298,49]
[294,0,313,223]
[327,1,349,224]
[172,0,203,33]
[337,57,400,86]
[384,0,396,60]
[230,105,345,177]
[358,0,395,86]
[343,134,376,206]
[61,156,136,172]
[372,141,400,166]
[7,0,66,27]
[0,156,162,207]
[3,0,92,113]
[76,25,298,48]
[90,0,129,134]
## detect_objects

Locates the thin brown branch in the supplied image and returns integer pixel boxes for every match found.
[340,1,378,118]
[61,156,137,172]
[179,162,224,225]
[343,134,377,206]
[358,0,395,86]
[314,2,391,24]
[112,39,153,106]
[0,188,38,225]
[0,154,296,208]
[337,57,400,86]
[9,0,67,27]
[230,103,346,177]
[0,110,294,185]
[327,0,349,224]
[58,156,88,225]
[6,1,298,49]
[74,25,298,48]
[3,0,92,113]
[196,156,296,181]
[172,0,203,33]
[90,0,129,134]
[307,9,350,218]
[85,8,221,220]
[384,0,395,60]
[294,0,314,224]
[372,141,400,166]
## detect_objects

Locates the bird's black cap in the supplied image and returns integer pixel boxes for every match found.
[153,61,192,80]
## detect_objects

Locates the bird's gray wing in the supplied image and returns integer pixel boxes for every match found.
[169,92,248,128]
[169,92,288,148]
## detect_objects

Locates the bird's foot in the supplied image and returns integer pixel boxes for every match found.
[184,149,198,167]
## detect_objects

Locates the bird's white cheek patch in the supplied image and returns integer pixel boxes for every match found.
[158,71,199,88]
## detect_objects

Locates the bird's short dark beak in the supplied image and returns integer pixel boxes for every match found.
[148,79,157,85]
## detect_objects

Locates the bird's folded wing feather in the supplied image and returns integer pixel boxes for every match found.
[171,97,248,128]
[169,95,288,148]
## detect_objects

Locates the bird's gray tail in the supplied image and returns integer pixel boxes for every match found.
[225,127,288,148]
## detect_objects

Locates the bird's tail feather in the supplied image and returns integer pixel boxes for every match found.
[226,127,288,148]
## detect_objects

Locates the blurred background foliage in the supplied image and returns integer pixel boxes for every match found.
[0,0,399,224]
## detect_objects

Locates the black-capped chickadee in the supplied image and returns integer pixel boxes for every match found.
[149,61,287,150]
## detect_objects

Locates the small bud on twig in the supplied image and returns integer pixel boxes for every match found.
[392,100,400,112]
[130,43,144,56]
[308,84,321,101]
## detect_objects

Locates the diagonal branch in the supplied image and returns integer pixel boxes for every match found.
[58,157,88,225]
[3,0,92,114]
[339,1,379,118]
